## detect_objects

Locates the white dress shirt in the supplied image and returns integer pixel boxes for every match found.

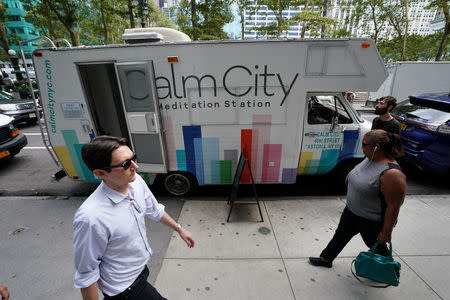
[73,174,165,296]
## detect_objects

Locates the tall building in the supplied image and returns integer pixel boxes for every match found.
[243,0,438,40]
[2,0,40,54]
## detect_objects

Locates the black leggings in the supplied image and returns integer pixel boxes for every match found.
[320,206,389,261]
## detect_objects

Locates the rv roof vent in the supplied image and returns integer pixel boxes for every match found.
[122,27,191,44]
[122,28,163,44]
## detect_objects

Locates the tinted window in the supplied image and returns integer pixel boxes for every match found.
[307,95,352,124]
[392,100,450,125]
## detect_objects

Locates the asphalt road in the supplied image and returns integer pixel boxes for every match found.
[0,120,449,198]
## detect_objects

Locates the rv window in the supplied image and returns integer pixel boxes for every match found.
[307,96,352,124]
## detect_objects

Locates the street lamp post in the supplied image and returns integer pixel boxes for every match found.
[7,49,24,82]
[132,0,149,28]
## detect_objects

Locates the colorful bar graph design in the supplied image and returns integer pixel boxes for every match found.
[176,150,187,171]
[318,149,340,173]
[220,160,232,183]
[241,129,253,183]
[262,144,282,182]
[338,130,359,161]
[202,138,219,184]
[182,126,201,177]
[253,115,272,181]
[282,168,297,183]
[162,115,177,170]
[193,137,204,185]
[53,146,77,178]
[61,130,95,180]
[224,149,238,176]
[298,151,313,174]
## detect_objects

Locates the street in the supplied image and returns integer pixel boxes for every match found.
[1,119,449,198]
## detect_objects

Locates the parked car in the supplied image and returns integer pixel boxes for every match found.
[0,113,27,161]
[391,93,450,174]
[0,91,42,125]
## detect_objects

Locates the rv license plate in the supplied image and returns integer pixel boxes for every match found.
[29,113,36,118]
[0,150,10,159]
[400,123,407,131]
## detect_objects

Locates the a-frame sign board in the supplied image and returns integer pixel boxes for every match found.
[227,150,263,222]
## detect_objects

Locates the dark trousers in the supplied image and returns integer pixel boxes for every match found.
[320,206,389,262]
[103,266,167,300]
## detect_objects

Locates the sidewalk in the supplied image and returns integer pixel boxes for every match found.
[155,195,450,299]
[1,195,449,299]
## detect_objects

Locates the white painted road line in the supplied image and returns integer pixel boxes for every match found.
[23,133,47,136]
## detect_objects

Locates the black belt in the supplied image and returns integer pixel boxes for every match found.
[103,265,149,300]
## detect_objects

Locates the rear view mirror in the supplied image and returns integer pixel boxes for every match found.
[330,113,339,131]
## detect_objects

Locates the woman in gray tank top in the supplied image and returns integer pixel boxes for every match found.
[309,129,406,268]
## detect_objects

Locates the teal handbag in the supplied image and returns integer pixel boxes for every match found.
[351,241,401,287]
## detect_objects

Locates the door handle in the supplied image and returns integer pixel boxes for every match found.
[305,132,319,137]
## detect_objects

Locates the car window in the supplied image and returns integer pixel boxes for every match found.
[307,95,352,124]
[392,100,450,125]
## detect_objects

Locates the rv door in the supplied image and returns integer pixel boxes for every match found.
[115,61,167,173]
[299,92,357,175]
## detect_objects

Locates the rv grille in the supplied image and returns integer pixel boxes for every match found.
[0,127,11,144]
[17,103,34,110]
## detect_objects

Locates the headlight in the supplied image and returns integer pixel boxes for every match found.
[0,104,18,111]
[8,123,14,130]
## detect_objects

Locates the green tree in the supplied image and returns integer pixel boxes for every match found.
[340,0,387,43]
[234,0,253,39]
[377,31,449,62]
[197,0,233,40]
[174,0,232,40]
[145,1,176,28]
[381,0,413,61]
[251,0,336,39]
[427,0,450,61]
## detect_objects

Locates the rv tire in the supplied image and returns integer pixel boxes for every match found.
[163,172,197,196]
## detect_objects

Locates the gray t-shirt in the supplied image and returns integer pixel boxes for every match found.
[346,158,391,221]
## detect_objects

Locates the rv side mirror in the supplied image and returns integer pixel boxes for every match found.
[330,113,339,131]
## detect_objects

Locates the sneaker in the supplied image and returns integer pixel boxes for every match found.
[309,257,332,268]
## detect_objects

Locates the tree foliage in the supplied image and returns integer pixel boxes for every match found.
[249,0,336,39]
[377,30,449,62]
[174,0,233,40]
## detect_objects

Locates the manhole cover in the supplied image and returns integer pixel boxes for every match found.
[258,226,271,235]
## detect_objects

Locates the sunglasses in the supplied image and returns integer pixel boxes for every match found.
[104,153,137,172]
[362,142,374,147]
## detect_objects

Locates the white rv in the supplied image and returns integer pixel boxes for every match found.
[31,32,387,195]
[369,61,450,102]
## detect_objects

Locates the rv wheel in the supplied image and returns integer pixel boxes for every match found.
[164,172,197,196]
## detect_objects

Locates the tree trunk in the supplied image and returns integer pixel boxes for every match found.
[277,0,282,38]
[128,0,135,28]
[68,29,79,46]
[191,0,198,40]
[100,1,108,44]
[240,10,245,39]
[400,0,408,61]
[435,1,449,61]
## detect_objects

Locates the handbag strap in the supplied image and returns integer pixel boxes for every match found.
[369,241,393,258]
[351,260,390,288]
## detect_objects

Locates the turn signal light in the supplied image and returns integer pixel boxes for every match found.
[168,56,178,63]
[361,43,371,48]
[12,129,19,137]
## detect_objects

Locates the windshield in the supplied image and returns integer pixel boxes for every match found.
[0,91,16,101]
[392,100,450,125]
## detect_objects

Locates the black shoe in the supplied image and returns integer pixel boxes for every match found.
[309,257,332,268]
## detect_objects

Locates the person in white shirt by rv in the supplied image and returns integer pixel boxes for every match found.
[73,135,194,300]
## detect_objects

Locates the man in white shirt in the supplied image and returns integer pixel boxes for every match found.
[74,136,195,300]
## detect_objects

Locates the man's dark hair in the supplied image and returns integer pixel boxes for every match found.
[81,136,130,171]
[380,96,397,111]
